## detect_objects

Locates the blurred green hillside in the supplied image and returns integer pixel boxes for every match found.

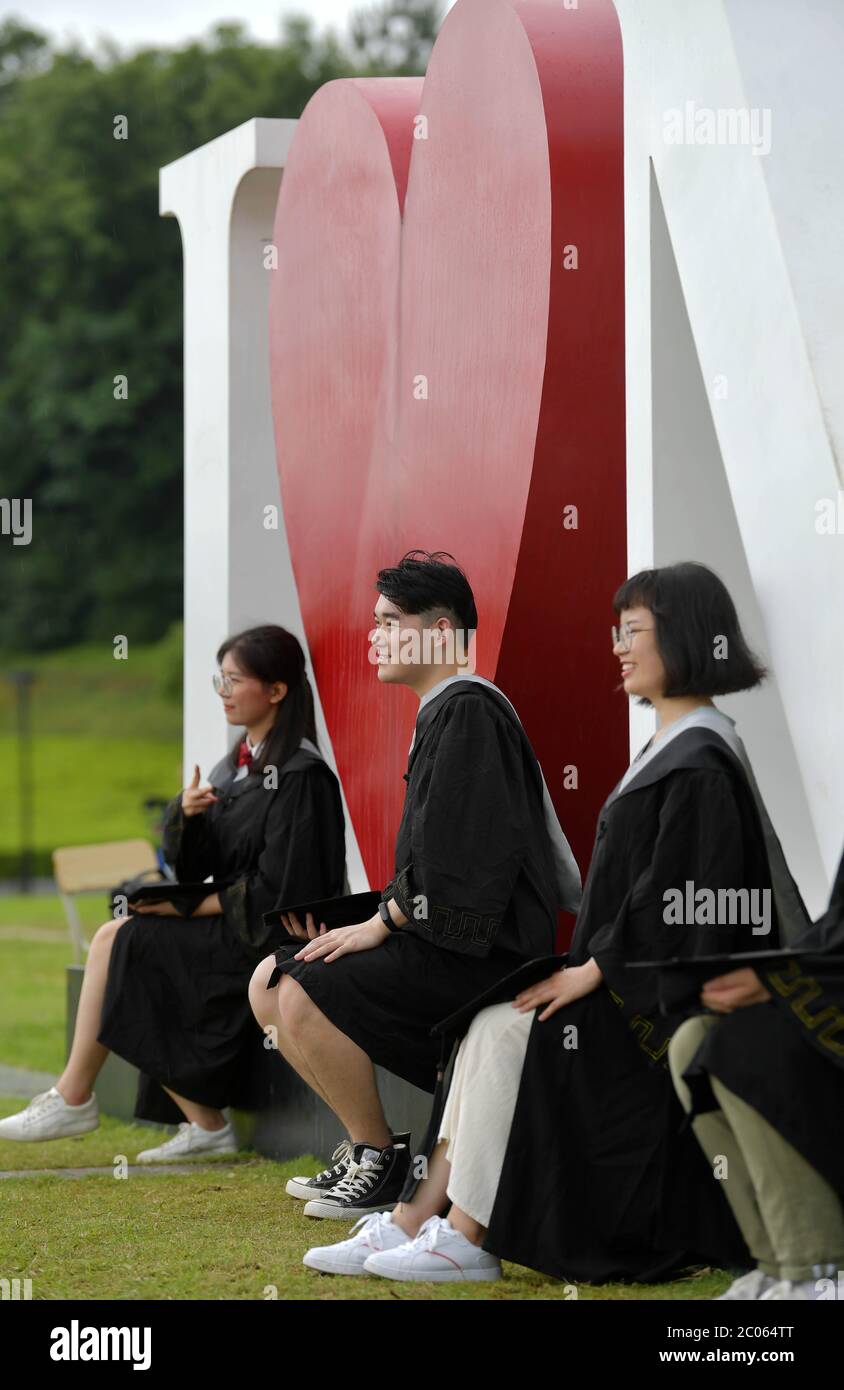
[0,625,183,879]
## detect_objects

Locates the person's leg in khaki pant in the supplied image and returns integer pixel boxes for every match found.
[670,1014,778,1276]
[670,1015,844,1284]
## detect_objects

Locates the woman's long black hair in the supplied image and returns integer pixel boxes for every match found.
[216,625,319,776]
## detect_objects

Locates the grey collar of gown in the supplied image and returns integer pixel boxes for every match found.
[409,673,582,915]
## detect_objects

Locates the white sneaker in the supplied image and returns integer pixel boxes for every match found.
[716,1269,778,1300]
[363,1214,502,1282]
[302,1211,408,1275]
[760,1279,828,1301]
[0,1087,99,1141]
[136,1120,238,1163]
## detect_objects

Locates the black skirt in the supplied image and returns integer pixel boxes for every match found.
[266,930,521,1094]
[98,911,269,1125]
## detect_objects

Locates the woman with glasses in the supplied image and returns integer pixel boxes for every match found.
[0,626,346,1160]
[303,562,806,1284]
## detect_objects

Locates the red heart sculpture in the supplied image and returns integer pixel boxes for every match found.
[269,0,627,914]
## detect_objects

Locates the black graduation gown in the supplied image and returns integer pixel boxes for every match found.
[98,744,346,1124]
[383,681,567,961]
[683,846,844,1201]
[268,682,566,1094]
[483,727,786,1283]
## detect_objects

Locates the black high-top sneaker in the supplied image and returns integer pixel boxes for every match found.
[286,1131,411,1201]
[302,1141,411,1219]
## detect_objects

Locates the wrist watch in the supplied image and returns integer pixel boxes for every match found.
[378,900,402,932]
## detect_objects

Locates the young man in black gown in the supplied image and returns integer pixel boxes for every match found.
[248,550,580,1220]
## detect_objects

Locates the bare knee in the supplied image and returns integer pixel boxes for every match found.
[90,916,127,953]
[248,955,280,1022]
[277,973,316,1036]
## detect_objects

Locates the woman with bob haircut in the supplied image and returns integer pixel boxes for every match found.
[0,626,347,1161]
[302,561,808,1285]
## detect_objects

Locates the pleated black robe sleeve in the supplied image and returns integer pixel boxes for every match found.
[389,694,537,958]
[160,791,214,881]
[217,765,346,951]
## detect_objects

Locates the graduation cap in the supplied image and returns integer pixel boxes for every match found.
[122,879,236,917]
[431,954,569,1043]
[262,890,382,940]
[629,947,844,1016]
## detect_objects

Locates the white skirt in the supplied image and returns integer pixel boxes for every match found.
[438,1000,533,1227]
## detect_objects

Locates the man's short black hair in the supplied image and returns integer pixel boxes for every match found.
[613,561,767,698]
[375,550,478,643]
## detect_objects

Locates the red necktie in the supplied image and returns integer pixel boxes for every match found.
[237,740,253,771]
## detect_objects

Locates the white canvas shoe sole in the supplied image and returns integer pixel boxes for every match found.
[303,1197,397,1220]
[286,1176,338,1200]
[365,1251,501,1282]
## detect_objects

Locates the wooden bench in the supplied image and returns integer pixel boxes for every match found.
[53,839,160,963]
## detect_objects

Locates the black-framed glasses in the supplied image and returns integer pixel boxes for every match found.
[612,623,654,654]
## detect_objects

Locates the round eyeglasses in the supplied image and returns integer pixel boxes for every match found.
[213,671,240,696]
[611,623,654,654]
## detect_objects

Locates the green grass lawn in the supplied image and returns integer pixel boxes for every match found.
[0,733,182,853]
[0,900,732,1301]
[0,633,183,739]
[0,632,182,879]
[0,891,106,934]
[0,1105,729,1300]
[0,938,68,1074]
[0,896,109,1072]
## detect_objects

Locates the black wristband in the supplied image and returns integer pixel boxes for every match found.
[378,900,401,932]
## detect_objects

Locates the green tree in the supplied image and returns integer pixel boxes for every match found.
[0,15,50,107]
[0,6,442,653]
[349,1,443,73]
